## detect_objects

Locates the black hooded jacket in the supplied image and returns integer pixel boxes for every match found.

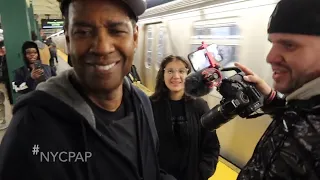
[237,90,320,179]
[150,97,220,180]
[13,41,56,94]
[0,69,175,180]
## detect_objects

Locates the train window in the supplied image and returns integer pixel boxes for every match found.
[145,27,153,68]
[156,26,166,69]
[216,45,238,67]
[147,39,153,51]
[191,44,201,52]
[209,25,240,36]
[193,24,240,38]
[147,51,152,67]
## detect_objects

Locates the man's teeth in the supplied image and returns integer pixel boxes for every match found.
[273,70,282,74]
[96,63,116,71]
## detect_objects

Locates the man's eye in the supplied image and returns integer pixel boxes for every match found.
[73,30,92,37]
[109,29,127,35]
[283,42,296,51]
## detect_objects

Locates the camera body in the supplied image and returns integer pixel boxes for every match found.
[217,68,264,118]
[187,42,265,130]
[199,68,265,131]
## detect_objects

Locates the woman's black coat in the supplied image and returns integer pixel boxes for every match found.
[150,97,220,180]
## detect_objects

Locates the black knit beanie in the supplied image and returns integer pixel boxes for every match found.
[268,0,320,36]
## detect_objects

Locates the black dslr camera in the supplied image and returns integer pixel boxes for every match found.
[187,43,264,131]
[217,67,264,118]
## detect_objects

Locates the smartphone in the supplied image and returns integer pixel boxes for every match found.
[34,60,42,69]
[188,44,222,72]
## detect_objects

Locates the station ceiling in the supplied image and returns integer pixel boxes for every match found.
[32,0,62,19]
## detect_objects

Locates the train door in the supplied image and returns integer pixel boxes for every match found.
[144,23,166,92]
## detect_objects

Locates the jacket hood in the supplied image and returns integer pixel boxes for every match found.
[35,69,97,128]
[21,41,41,66]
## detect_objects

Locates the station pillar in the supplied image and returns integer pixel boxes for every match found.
[28,3,39,39]
[0,0,32,104]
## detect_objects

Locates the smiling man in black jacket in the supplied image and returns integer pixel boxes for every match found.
[0,0,175,180]
[234,0,320,179]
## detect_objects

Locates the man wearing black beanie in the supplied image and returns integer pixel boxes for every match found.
[234,0,320,179]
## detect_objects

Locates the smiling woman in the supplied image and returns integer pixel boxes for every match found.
[150,55,221,180]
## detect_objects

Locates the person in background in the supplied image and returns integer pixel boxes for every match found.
[0,41,10,130]
[45,37,53,46]
[127,65,141,83]
[150,55,220,180]
[49,42,59,71]
[13,41,56,94]
[0,41,12,105]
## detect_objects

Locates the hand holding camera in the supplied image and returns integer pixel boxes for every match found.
[234,62,272,97]
[185,42,269,131]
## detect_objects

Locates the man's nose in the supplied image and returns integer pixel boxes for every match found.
[90,29,115,55]
[266,45,283,64]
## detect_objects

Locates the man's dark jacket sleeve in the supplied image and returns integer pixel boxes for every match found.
[0,106,56,179]
[257,92,320,179]
[13,67,36,94]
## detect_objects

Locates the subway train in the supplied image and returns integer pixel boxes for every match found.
[50,0,280,169]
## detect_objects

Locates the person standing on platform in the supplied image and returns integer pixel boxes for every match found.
[0,0,175,180]
[0,41,10,130]
[150,55,220,180]
[13,41,56,95]
[49,42,59,71]
[0,41,12,104]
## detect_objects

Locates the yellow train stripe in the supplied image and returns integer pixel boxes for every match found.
[210,161,239,180]
[57,49,68,62]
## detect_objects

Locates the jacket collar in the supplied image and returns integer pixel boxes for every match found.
[286,77,320,101]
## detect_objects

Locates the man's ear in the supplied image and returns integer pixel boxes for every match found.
[133,25,139,49]
[64,27,71,53]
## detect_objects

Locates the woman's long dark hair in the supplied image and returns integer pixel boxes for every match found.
[150,55,193,102]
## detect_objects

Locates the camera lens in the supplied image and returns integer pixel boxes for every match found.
[238,91,250,104]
